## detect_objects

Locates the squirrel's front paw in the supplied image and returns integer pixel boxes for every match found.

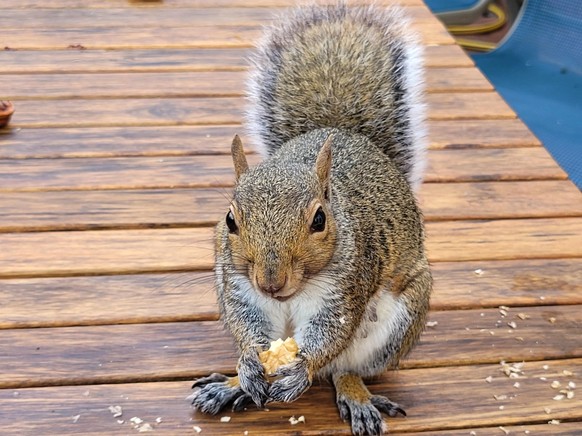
[189,373,251,415]
[268,355,312,403]
[237,349,270,408]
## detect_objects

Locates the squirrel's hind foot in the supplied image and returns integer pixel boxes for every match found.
[333,373,405,435]
[189,374,252,414]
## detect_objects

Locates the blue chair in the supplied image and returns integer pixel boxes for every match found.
[473,0,582,189]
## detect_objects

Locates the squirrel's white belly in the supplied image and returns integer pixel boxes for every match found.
[323,290,412,376]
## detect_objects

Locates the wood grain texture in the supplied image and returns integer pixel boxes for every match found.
[0,0,425,9]
[0,68,492,100]
[428,119,542,148]
[427,147,567,182]
[7,93,514,129]
[0,6,437,29]
[0,45,473,75]
[0,363,580,434]
[425,218,582,262]
[0,149,565,194]
[1,259,580,329]
[1,219,581,277]
[1,306,581,389]
[0,119,538,160]
[1,181,580,233]
[0,22,454,51]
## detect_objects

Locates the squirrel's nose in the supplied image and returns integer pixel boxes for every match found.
[257,277,287,296]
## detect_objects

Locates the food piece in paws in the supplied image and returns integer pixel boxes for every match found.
[259,337,299,374]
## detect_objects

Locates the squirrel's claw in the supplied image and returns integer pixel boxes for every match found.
[337,396,386,436]
[189,374,246,415]
[237,350,270,408]
[268,357,312,403]
[370,395,406,417]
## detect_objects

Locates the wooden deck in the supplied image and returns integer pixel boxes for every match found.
[1,1,581,434]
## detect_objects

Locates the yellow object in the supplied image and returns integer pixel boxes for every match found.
[447,4,507,35]
[447,4,507,52]
[259,337,299,374]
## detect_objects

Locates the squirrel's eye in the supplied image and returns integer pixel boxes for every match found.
[310,207,326,232]
[226,210,238,234]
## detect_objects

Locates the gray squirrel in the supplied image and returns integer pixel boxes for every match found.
[191,3,432,435]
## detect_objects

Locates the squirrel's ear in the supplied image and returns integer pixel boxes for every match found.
[315,134,333,200]
[231,134,249,181]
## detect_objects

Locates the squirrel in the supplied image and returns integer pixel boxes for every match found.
[190,3,432,435]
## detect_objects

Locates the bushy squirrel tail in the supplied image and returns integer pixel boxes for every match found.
[246,3,427,190]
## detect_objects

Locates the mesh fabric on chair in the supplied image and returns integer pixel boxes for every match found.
[473,0,582,189]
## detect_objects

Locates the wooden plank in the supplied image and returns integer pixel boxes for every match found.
[427,147,568,182]
[0,0,425,9]
[429,119,542,149]
[1,306,581,388]
[403,424,582,436]
[0,6,436,29]
[0,361,581,434]
[0,119,538,160]
[419,181,582,221]
[426,218,582,262]
[1,219,581,277]
[1,259,580,329]
[0,273,219,329]
[0,227,216,278]
[1,181,580,233]
[0,45,472,75]
[431,259,582,310]
[0,149,566,194]
[0,69,492,101]
[0,23,454,51]
[7,94,514,129]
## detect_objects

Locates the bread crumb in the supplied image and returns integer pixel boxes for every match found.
[562,370,573,376]
[193,425,202,433]
[485,376,493,383]
[474,269,484,275]
[470,432,477,436]
[567,391,575,399]
[289,415,305,425]
[553,394,565,401]
[220,416,231,423]
[259,338,299,374]
[551,380,561,389]
[108,405,123,418]
[138,423,154,432]
[426,321,438,328]
[513,382,520,388]
[548,419,560,425]
[155,417,163,424]
[548,317,556,324]
[542,364,549,370]
[493,394,507,401]
[517,313,530,320]
[72,415,81,423]
[130,417,143,426]
[507,321,517,329]
[568,381,576,389]
[544,407,551,414]
[499,309,508,317]
[499,426,509,435]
